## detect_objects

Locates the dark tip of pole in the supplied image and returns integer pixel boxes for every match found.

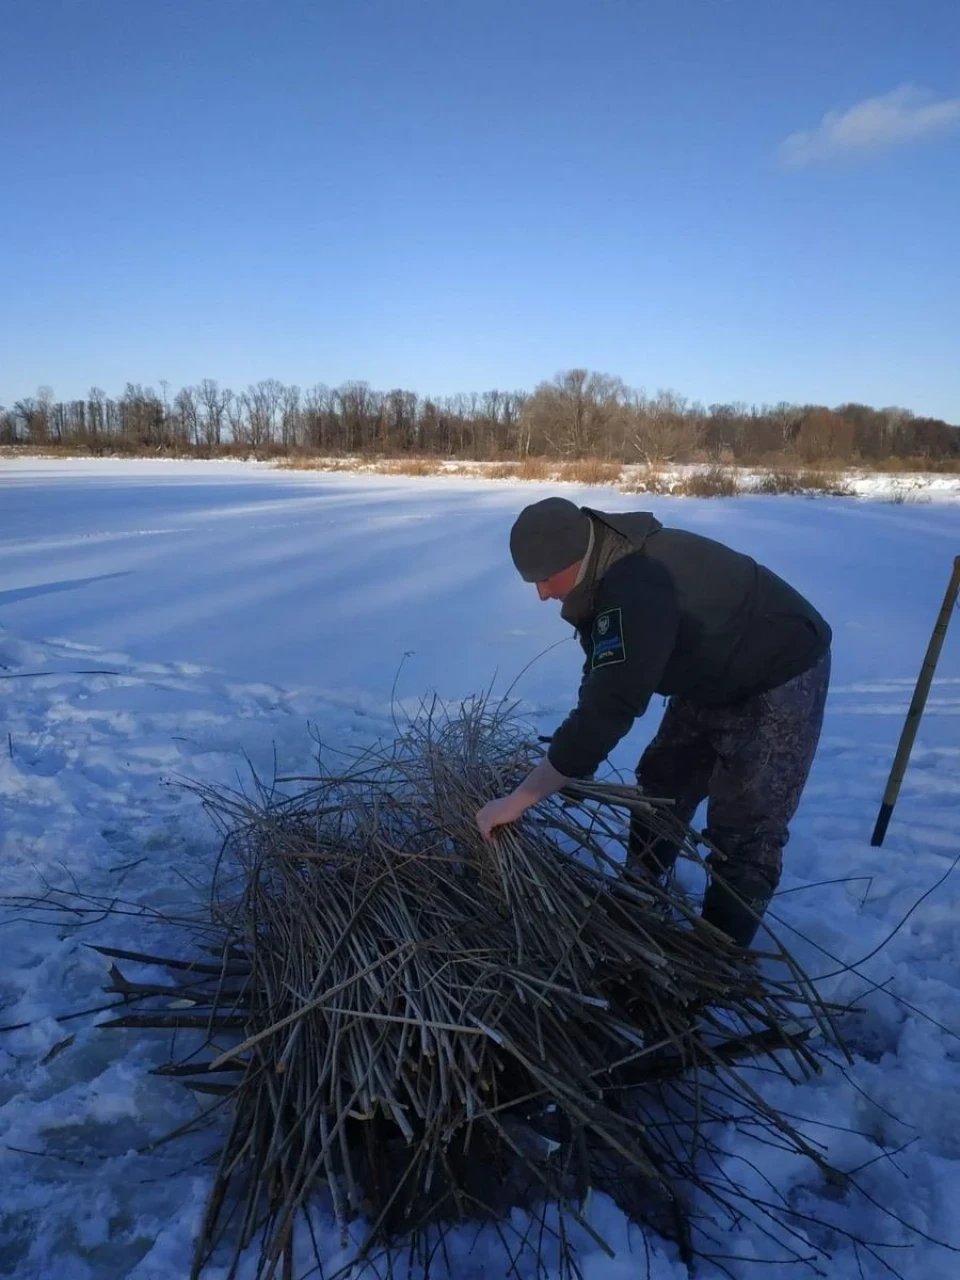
[870,803,893,847]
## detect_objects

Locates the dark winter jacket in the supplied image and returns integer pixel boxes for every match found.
[546,509,832,779]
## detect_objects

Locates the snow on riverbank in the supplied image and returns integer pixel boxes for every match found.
[3,449,960,504]
[1,458,959,1278]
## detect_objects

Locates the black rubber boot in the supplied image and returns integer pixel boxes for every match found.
[700,879,770,949]
[627,807,696,882]
[627,813,681,880]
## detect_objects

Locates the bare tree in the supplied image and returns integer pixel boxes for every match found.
[797,408,854,463]
[337,382,376,453]
[226,391,247,447]
[174,386,200,448]
[279,384,302,450]
[522,370,629,458]
[197,379,230,448]
[303,383,334,452]
[0,406,16,445]
[245,379,285,450]
[385,389,419,452]
[4,371,958,466]
[88,387,106,444]
[14,396,49,443]
[631,388,702,464]
[120,383,164,448]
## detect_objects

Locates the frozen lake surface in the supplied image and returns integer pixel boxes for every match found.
[1,458,959,1278]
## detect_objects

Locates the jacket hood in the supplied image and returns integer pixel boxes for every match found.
[559,509,662,627]
[583,508,662,550]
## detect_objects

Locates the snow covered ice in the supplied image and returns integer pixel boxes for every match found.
[1,457,959,1279]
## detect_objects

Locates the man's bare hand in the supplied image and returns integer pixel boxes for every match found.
[475,760,569,841]
[476,793,530,840]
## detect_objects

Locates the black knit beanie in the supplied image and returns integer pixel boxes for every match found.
[509,497,592,583]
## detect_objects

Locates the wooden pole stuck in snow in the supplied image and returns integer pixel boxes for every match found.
[871,554,960,847]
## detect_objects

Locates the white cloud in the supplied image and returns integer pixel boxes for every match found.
[778,84,960,168]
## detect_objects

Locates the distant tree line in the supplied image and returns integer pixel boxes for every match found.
[2,371,958,467]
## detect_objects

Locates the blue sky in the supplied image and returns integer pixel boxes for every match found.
[1,0,958,420]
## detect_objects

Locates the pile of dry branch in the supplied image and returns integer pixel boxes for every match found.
[86,699,863,1279]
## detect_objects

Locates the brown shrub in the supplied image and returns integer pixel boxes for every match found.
[0,444,68,459]
[754,470,851,496]
[275,456,320,471]
[619,465,675,496]
[374,457,444,476]
[673,467,741,498]
[484,462,519,479]
[866,455,960,475]
[486,458,552,481]
[884,478,932,505]
[869,456,914,473]
[274,457,359,472]
[554,458,622,486]
[516,457,553,480]
[753,471,794,495]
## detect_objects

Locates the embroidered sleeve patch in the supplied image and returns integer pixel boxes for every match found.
[591,607,626,670]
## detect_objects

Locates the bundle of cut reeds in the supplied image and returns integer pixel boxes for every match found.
[94,697,857,1279]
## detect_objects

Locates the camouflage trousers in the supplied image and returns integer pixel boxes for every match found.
[629,649,831,941]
